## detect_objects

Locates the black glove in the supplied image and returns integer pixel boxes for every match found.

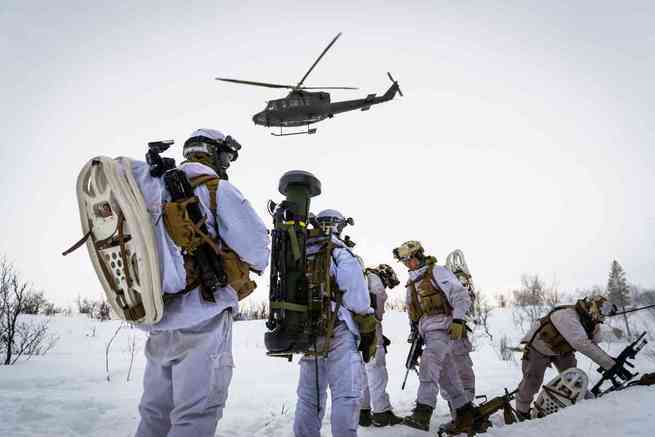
[382,335,391,353]
[408,322,419,343]
[448,319,468,340]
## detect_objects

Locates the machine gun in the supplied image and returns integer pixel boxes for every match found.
[401,328,424,390]
[438,389,519,436]
[474,388,519,430]
[591,331,648,397]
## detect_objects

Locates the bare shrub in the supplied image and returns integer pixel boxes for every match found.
[236,300,269,321]
[476,295,494,341]
[21,291,49,315]
[77,296,111,321]
[105,322,125,381]
[126,332,137,382]
[0,258,59,365]
[499,335,514,361]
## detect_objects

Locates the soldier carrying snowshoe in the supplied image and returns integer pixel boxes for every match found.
[393,240,476,435]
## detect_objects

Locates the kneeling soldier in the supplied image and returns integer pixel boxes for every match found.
[516,295,619,420]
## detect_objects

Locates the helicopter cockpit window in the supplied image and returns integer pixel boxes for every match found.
[267,102,277,110]
[289,99,300,107]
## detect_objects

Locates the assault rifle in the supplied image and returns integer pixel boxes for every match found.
[591,331,648,397]
[401,328,424,390]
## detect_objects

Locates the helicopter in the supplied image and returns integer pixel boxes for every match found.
[216,33,403,136]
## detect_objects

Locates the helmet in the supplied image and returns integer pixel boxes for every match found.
[376,264,400,289]
[316,209,353,235]
[582,295,616,322]
[183,128,242,176]
[392,240,424,262]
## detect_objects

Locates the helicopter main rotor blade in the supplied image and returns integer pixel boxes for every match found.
[296,32,342,88]
[299,86,358,90]
[215,77,296,89]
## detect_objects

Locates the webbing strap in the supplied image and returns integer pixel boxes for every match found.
[525,305,573,349]
[270,301,308,312]
[189,174,220,216]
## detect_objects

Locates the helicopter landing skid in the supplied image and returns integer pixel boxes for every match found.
[271,126,317,136]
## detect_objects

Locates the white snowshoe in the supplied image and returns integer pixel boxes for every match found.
[533,367,589,418]
[445,249,476,314]
[70,156,163,324]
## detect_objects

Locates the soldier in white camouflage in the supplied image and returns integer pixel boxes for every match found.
[393,240,475,435]
[358,264,403,428]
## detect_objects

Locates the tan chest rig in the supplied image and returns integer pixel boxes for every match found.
[407,260,452,322]
[163,174,257,302]
[526,303,597,355]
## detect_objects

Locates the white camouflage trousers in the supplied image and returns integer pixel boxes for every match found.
[416,329,468,410]
[293,323,363,437]
[440,337,476,410]
[136,310,234,437]
[360,323,392,413]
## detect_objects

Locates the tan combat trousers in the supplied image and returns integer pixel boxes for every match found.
[516,347,577,413]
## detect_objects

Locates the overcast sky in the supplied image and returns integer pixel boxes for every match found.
[1,1,654,306]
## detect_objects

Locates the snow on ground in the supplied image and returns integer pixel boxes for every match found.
[1,308,654,436]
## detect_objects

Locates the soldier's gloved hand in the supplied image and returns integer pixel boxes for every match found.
[407,321,419,343]
[354,314,378,363]
[448,319,467,340]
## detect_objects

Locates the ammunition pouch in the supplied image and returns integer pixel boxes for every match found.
[354,313,378,362]
[222,248,257,301]
[161,170,227,302]
[163,196,217,253]
[539,321,574,355]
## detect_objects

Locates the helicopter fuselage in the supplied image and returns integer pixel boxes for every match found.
[253,91,331,127]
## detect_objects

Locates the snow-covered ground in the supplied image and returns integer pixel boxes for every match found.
[1,308,654,436]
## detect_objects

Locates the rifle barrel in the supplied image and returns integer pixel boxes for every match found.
[610,304,655,317]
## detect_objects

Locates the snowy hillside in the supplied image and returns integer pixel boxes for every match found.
[1,309,654,437]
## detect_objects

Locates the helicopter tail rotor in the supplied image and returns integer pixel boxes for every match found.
[387,72,403,97]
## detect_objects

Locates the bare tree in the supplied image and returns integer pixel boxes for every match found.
[495,292,508,308]
[476,295,494,341]
[511,275,560,333]
[126,332,137,382]
[0,258,58,365]
[499,335,514,361]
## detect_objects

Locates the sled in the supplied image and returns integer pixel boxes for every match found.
[74,157,163,324]
[533,367,589,418]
